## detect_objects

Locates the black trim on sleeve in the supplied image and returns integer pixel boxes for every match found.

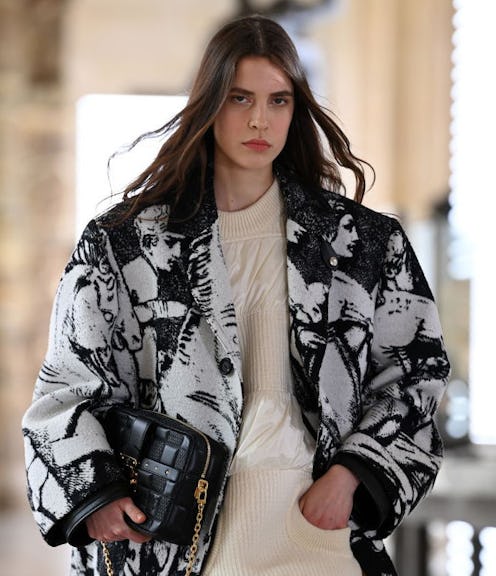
[60,482,130,547]
[332,452,391,530]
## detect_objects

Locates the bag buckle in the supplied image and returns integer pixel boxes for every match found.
[194,479,209,504]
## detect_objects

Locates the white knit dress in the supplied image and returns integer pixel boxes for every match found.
[203,180,362,576]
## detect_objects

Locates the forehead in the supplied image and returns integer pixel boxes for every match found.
[232,56,293,92]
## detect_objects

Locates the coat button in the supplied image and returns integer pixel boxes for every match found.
[219,357,234,376]
[320,239,339,269]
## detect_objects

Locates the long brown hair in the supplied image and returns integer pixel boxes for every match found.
[114,15,372,221]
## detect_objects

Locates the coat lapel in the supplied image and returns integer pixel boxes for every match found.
[282,177,339,386]
[172,175,345,385]
[178,190,241,374]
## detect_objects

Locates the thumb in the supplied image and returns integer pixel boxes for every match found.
[120,497,147,524]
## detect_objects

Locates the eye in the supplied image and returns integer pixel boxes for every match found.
[230,94,249,104]
[272,97,289,106]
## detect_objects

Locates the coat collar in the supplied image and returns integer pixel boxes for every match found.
[168,185,218,240]
[168,168,344,242]
[169,172,345,384]
[277,170,337,239]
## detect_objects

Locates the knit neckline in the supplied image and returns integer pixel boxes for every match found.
[218,179,284,240]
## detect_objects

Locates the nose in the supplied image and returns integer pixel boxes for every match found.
[248,104,268,130]
[248,119,268,130]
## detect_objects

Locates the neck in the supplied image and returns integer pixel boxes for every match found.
[214,163,273,212]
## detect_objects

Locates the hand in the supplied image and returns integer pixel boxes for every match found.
[86,497,152,544]
[299,464,360,530]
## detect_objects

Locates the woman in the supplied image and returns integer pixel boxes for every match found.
[23,15,450,576]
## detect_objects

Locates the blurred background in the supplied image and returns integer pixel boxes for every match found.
[1,0,495,575]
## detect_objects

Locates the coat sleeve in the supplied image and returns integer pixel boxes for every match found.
[22,221,138,546]
[334,218,450,537]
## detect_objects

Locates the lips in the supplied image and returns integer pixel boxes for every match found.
[243,139,271,151]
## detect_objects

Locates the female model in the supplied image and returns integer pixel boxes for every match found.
[23,15,449,576]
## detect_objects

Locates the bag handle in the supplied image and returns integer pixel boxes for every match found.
[101,478,209,576]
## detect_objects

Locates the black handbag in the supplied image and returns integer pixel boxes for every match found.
[97,405,229,576]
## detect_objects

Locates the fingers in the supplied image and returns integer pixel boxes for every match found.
[121,498,146,524]
[298,471,354,530]
[300,497,347,530]
[120,499,152,544]
[85,497,152,544]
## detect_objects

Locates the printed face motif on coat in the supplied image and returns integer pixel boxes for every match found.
[120,208,190,409]
[287,215,374,437]
[133,206,182,272]
[324,213,359,258]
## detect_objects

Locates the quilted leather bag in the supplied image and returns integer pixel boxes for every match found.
[97,405,229,575]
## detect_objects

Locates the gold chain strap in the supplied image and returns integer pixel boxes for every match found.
[100,478,209,576]
[185,479,208,576]
[101,541,114,576]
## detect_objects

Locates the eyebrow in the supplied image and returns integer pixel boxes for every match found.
[229,87,294,97]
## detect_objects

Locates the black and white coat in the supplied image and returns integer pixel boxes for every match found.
[23,173,450,576]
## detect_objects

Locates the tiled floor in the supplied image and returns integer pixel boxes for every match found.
[0,504,71,576]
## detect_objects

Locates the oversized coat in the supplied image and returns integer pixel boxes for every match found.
[23,173,450,576]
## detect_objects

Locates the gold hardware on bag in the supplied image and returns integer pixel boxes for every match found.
[185,478,209,576]
[119,453,138,488]
[100,477,209,576]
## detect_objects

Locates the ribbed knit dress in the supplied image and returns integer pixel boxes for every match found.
[203,180,362,575]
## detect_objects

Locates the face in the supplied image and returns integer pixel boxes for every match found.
[213,56,294,176]
[135,214,182,272]
[332,214,358,257]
